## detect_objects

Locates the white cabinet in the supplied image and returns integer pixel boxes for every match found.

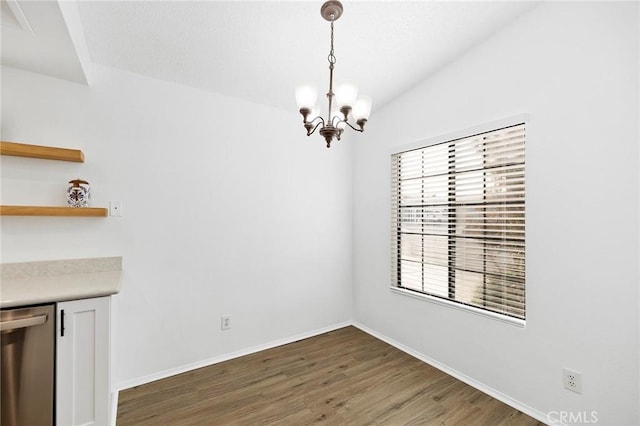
[56,296,111,426]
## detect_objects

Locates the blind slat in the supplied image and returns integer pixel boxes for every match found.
[391,122,526,320]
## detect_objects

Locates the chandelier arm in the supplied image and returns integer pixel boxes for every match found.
[306,119,325,136]
[341,120,365,133]
[305,115,324,126]
[330,114,342,128]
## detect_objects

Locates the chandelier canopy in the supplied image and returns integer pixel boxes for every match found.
[295,1,372,148]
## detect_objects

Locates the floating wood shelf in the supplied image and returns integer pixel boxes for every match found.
[0,206,108,217]
[1,141,85,163]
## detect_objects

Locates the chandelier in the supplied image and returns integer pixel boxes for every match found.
[295,0,372,148]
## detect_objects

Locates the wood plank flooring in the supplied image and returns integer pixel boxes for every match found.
[117,326,544,425]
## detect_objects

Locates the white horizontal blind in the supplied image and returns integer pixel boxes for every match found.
[391,123,526,319]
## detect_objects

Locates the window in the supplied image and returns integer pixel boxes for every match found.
[391,123,525,320]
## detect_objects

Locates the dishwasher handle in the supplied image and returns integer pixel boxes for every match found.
[0,314,48,332]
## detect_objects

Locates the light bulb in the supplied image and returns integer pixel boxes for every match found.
[335,82,358,108]
[295,85,318,110]
[353,96,372,120]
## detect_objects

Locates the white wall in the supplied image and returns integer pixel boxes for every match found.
[1,64,353,387]
[352,2,638,425]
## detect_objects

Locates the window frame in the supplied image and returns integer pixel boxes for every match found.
[389,115,527,327]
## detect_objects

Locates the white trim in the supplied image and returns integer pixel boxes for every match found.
[5,0,34,34]
[108,296,116,426]
[389,115,528,327]
[390,113,529,155]
[57,0,93,85]
[113,321,351,392]
[351,321,555,425]
[109,391,118,426]
[390,287,525,328]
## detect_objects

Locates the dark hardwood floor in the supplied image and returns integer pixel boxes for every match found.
[117,326,544,425]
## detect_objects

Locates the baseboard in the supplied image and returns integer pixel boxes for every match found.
[352,321,553,425]
[114,320,351,392]
[112,320,554,425]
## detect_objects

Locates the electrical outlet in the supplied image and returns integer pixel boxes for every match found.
[221,315,231,331]
[563,368,582,393]
[109,201,122,217]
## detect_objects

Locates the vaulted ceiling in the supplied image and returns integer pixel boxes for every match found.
[1,1,537,111]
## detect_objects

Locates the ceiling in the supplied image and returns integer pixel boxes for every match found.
[1,0,538,112]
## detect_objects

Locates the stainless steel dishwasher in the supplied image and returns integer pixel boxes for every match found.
[1,304,55,426]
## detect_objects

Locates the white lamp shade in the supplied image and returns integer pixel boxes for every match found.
[353,96,372,120]
[335,82,358,108]
[310,106,321,120]
[295,85,318,110]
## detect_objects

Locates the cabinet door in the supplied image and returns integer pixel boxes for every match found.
[57,297,110,426]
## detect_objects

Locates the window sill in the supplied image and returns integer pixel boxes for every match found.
[390,287,526,328]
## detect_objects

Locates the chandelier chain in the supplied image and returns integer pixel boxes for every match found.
[328,20,336,65]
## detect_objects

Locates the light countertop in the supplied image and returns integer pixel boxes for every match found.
[1,257,122,308]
